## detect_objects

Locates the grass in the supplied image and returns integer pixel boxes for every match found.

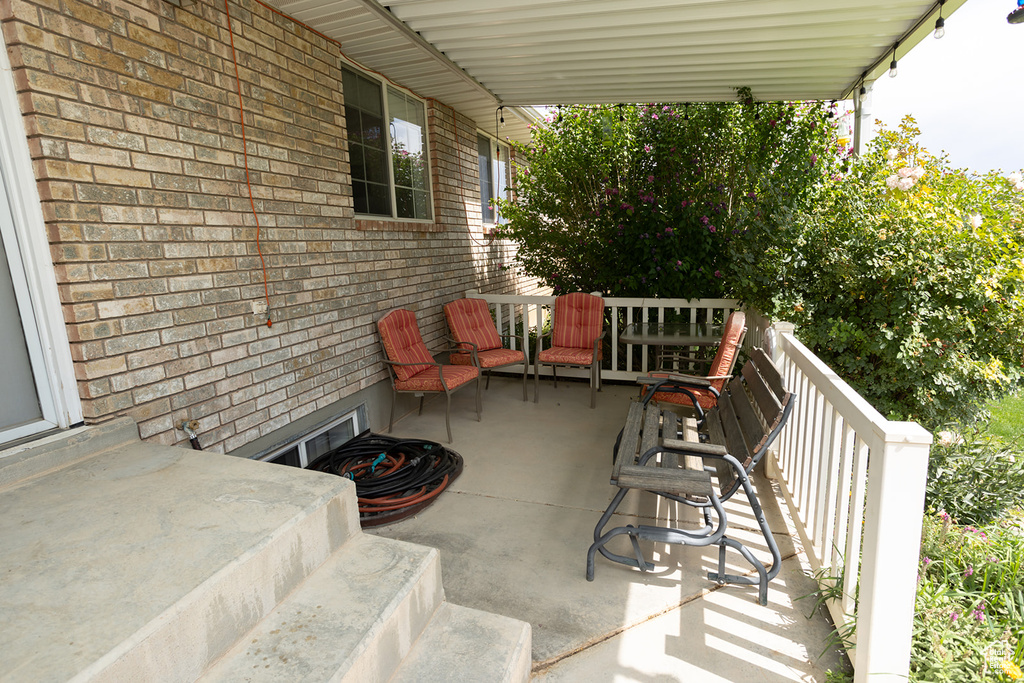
[988,390,1024,443]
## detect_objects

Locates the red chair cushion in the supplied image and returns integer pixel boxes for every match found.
[394,364,479,392]
[444,298,502,352]
[705,310,746,393]
[552,293,603,350]
[648,385,719,410]
[378,309,435,382]
[451,347,525,368]
[538,346,595,366]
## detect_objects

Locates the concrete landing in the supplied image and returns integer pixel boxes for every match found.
[0,418,358,682]
[370,375,847,681]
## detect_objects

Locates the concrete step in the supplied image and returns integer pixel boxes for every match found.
[0,424,360,682]
[197,533,445,682]
[390,602,532,683]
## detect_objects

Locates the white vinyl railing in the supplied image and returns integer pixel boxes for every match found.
[465,291,932,682]
[464,290,741,380]
[767,322,931,683]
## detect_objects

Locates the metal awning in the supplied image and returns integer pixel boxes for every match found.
[265,0,966,141]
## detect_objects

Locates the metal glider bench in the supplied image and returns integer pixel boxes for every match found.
[586,348,796,605]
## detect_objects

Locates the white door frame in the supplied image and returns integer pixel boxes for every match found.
[0,30,83,442]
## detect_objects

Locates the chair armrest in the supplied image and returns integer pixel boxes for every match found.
[382,358,443,369]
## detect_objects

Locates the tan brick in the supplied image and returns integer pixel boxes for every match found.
[96,297,155,318]
[67,142,131,167]
[76,355,127,379]
[93,165,151,188]
[118,75,172,104]
[69,41,133,76]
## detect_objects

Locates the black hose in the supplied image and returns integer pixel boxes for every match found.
[308,431,463,527]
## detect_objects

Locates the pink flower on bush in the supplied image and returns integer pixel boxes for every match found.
[651,113,659,120]
[708,225,716,233]
[644,144,652,152]
[714,270,722,278]
[647,175,655,183]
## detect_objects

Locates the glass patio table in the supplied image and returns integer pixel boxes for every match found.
[620,322,723,371]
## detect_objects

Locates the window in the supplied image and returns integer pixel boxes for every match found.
[342,66,432,221]
[478,134,510,224]
[260,407,366,469]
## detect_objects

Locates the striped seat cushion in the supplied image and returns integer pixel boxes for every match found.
[648,385,719,410]
[538,346,595,366]
[450,347,525,368]
[394,364,479,392]
[552,292,603,351]
[378,309,435,381]
[444,298,502,352]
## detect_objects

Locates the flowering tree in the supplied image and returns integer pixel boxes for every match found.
[497,92,839,298]
[735,117,1024,427]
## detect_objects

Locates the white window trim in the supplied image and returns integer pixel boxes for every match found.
[0,30,82,442]
[343,64,434,223]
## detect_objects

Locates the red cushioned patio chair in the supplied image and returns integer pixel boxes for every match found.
[377,308,481,443]
[640,310,747,423]
[444,297,528,401]
[534,292,606,409]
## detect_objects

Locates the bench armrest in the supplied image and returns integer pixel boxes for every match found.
[637,373,712,389]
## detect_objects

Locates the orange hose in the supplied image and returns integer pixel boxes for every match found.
[224,0,272,327]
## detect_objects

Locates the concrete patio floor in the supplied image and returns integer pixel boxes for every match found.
[367,374,849,681]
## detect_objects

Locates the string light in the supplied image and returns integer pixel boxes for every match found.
[1009,0,1024,24]
[934,0,946,38]
[888,42,899,78]
[684,103,690,121]
[618,103,624,122]
[858,71,867,97]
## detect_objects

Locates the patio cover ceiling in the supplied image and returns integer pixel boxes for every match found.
[266,0,967,141]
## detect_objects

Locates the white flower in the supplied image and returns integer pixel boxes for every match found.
[1009,172,1024,191]
[887,149,898,161]
[897,177,916,191]
[898,166,914,178]
[911,166,926,180]
[885,174,900,189]
[969,214,983,229]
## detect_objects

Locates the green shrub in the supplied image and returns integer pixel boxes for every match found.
[926,430,1024,527]
[497,92,839,298]
[733,118,1024,428]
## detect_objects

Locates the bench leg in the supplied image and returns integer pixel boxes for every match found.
[706,469,782,606]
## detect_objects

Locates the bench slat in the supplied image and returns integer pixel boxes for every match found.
[729,375,769,461]
[751,348,785,402]
[617,464,714,497]
[661,410,680,468]
[742,360,782,424]
[612,401,645,480]
[640,401,661,460]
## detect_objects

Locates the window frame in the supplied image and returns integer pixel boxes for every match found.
[477,132,511,227]
[342,64,434,224]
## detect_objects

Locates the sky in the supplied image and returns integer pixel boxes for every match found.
[866,0,1024,174]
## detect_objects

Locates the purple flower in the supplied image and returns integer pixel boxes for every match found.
[701,216,710,225]
[708,225,716,233]
[747,192,757,199]
[676,260,682,266]
[714,270,722,278]
[665,227,673,234]
[651,113,659,120]
[647,175,655,183]
[810,154,818,166]
[923,557,932,567]
[964,565,974,578]
[644,144,652,152]
[950,611,959,623]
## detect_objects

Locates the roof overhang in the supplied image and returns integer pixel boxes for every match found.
[263,0,968,142]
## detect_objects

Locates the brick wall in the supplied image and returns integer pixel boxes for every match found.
[1,0,535,451]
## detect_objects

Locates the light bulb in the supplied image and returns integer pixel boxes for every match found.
[934,17,945,38]
[889,59,898,78]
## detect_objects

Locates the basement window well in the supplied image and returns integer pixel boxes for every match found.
[232,402,369,469]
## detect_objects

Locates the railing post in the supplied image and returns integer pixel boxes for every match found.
[854,423,932,683]
[769,321,795,365]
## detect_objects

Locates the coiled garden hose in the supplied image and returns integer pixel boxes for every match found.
[308,432,463,527]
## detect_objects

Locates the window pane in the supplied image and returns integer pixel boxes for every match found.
[478,135,495,223]
[413,189,430,219]
[395,186,414,218]
[343,67,391,217]
[388,87,431,220]
[349,144,364,180]
[496,142,510,223]
[305,420,356,461]
[352,180,368,214]
[366,181,391,216]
